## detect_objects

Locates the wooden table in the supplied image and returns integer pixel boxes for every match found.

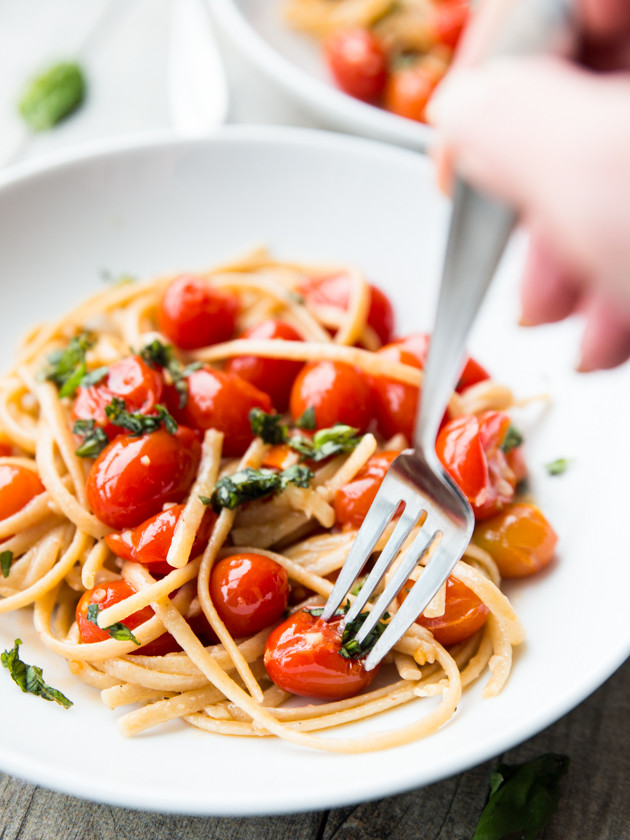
[1,658,627,839]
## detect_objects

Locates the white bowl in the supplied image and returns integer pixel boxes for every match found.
[0,127,628,815]
[213,0,434,150]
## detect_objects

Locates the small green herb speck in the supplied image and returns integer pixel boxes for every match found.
[19,62,86,132]
[0,550,13,578]
[545,458,570,476]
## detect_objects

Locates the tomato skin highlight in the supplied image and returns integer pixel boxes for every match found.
[168,367,272,457]
[225,320,304,412]
[402,575,489,647]
[209,553,290,638]
[474,503,558,578]
[289,360,373,432]
[72,355,164,439]
[106,503,217,575]
[324,28,388,102]
[334,451,399,528]
[86,426,201,529]
[0,464,45,520]
[157,274,239,350]
[264,609,378,700]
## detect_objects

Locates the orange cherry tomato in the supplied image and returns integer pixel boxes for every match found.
[86,426,201,529]
[298,273,395,346]
[209,552,290,638]
[72,355,164,440]
[289,360,373,431]
[400,574,489,646]
[225,319,304,412]
[264,609,379,700]
[385,63,439,122]
[168,367,272,457]
[474,503,558,578]
[334,451,399,528]
[324,28,388,102]
[157,275,239,350]
[106,503,217,576]
[430,0,469,49]
[0,464,45,520]
[436,411,516,520]
[262,443,295,471]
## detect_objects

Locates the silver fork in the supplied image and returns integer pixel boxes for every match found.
[321,0,576,672]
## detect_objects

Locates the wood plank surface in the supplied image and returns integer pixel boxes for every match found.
[0,658,627,839]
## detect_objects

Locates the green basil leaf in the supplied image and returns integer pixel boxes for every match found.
[501,425,524,453]
[545,458,571,476]
[249,408,289,445]
[1,639,73,708]
[340,610,389,660]
[0,550,13,579]
[73,419,109,458]
[104,397,177,436]
[19,62,86,132]
[86,603,141,646]
[211,464,314,512]
[42,331,94,397]
[295,406,316,430]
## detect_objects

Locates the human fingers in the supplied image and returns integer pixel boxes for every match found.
[519,234,582,327]
[577,297,630,371]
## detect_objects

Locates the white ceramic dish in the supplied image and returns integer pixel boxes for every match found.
[213,0,434,150]
[0,127,628,816]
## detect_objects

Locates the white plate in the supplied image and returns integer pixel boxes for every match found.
[0,127,628,815]
[213,0,434,150]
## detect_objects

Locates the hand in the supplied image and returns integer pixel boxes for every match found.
[428,0,630,371]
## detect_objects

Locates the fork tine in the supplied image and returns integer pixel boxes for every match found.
[343,503,426,624]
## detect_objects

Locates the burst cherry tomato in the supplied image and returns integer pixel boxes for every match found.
[289,360,373,431]
[264,609,378,700]
[106,504,217,576]
[157,274,239,350]
[86,426,201,529]
[72,355,164,439]
[385,63,440,122]
[474,503,558,578]
[225,320,304,411]
[430,0,469,49]
[324,28,388,102]
[210,553,290,638]
[436,411,516,520]
[334,451,399,528]
[168,367,272,457]
[0,464,45,520]
[400,574,489,647]
[299,274,395,346]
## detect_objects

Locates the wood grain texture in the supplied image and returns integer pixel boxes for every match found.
[0,659,628,839]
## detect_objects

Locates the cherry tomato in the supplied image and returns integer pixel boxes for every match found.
[225,320,304,412]
[106,503,217,576]
[209,552,290,638]
[474,503,558,578]
[86,426,201,529]
[72,355,164,439]
[0,441,12,457]
[384,63,439,122]
[456,356,490,393]
[262,443,295,471]
[0,464,45,520]
[299,274,395,346]
[430,0,469,49]
[324,28,388,102]
[371,342,423,441]
[264,609,379,700]
[334,451,399,528]
[168,367,272,457]
[436,411,516,520]
[289,360,373,431]
[400,574,489,646]
[157,275,239,350]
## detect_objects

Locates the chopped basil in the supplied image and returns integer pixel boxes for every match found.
[545,458,570,476]
[86,603,141,646]
[340,610,389,660]
[73,419,109,458]
[501,425,524,452]
[308,425,361,462]
[19,62,85,132]
[473,753,569,840]
[42,331,94,398]
[249,408,289,445]
[104,397,177,436]
[140,339,201,409]
[80,366,108,388]
[0,550,13,578]
[100,269,136,287]
[249,409,361,462]
[1,639,73,708]
[208,464,314,512]
[295,406,316,430]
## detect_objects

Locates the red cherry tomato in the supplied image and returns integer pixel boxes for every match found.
[225,320,304,412]
[72,355,164,439]
[371,343,423,441]
[474,503,558,579]
[385,63,439,122]
[168,367,272,457]
[400,574,488,646]
[324,28,388,102]
[430,0,469,49]
[334,451,399,528]
[456,356,490,393]
[264,609,379,700]
[86,426,201,529]
[299,274,395,346]
[289,360,373,431]
[0,464,45,520]
[0,441,13,457]
[106,503,217,576]
[157,275,239,350]
[436,411,516,520]
[209,552,290,638]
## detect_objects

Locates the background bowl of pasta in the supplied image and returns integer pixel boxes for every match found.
[0,126,628,815]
